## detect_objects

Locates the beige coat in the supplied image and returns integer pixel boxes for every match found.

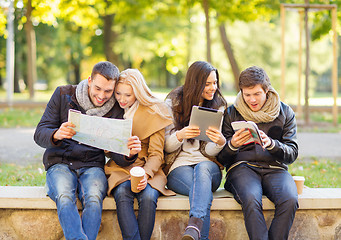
[105,104,175,196]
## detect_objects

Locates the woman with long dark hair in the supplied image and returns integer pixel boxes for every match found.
[164,61,227,240]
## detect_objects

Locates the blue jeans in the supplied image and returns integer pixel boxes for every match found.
[46,163,108,240]
[167,161,222,240]
[112,180,160,240]
[225,163,298,240]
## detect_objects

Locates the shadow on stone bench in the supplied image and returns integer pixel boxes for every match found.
[0,186,340,240]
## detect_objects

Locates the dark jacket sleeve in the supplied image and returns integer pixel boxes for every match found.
[267,105,298,165]
[217,108,238,166]
[108,152,138,167]
[34,87,63,149]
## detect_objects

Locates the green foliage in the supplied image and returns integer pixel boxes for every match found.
[0,107,44,128]
[0,8,6,36]
[58,0,101,29]
[214,0,278,23]
[311,12,332,41]
[0,163,46,186]
[0,0,340,94]
[24,0,60,25]
[12,0,61,29]
[289,158,341,188]
[115,7,189,77]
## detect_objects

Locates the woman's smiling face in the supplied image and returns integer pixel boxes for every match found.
[201,71,217,102]
[114,83,137,109]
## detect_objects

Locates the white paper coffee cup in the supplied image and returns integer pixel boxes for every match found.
[130,167,145,193]
[293,176,305,195]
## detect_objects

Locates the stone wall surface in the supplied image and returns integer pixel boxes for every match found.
[0,209,340,240]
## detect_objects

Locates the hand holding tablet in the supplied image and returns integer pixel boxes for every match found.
[188,106,224,142]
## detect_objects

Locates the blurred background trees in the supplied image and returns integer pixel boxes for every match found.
[0,0,340,101]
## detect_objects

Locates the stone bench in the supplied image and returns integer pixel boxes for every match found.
[0,186,340,239]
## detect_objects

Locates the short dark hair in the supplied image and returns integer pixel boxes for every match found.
[239,66,271,92]
[91,61,119,81]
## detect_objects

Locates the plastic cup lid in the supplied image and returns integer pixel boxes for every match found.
[292,176,305,181]
[130,167,145,177]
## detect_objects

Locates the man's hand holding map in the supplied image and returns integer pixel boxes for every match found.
[68,109,132,156]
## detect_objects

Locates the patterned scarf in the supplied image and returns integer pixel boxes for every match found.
[75,79,116,117]
[234,86,280,123]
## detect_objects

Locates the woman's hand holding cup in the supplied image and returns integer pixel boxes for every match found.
[130,167,146,193]
[136,174,148,191]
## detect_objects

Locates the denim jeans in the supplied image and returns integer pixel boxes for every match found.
[225,163,298,240]
[112,180,160,240]
[167,161,222,240]
[46,163,108,240]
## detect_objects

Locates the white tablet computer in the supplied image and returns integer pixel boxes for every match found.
[189,106,224,142]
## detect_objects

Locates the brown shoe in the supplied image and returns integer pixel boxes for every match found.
[182,217,203,240]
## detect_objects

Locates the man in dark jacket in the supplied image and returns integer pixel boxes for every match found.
[218,66,299,240]
[34,61,141,240]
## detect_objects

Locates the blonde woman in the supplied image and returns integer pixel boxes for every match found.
[105,69,174,240]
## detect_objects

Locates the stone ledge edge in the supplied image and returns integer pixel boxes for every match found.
[0,186,340,210]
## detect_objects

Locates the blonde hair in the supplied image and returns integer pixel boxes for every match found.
[117,69,171,119]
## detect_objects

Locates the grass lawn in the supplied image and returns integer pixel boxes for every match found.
[289,158,341,188]
[218,158,341,189]
[0,89,54,102]
[1,159,340,187]
[0,163,46,186]
[0,107,44,128]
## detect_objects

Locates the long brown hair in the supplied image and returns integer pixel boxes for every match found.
[167,61,227,132]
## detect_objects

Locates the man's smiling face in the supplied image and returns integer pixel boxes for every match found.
[88,74,115,107]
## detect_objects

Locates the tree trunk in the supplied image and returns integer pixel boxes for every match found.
[103,13,120,66]
[14,8,20,93]
[70,27,82,84]
[14,58,20,93]
[69,49,81,84]
[202,0,211,63]
[219,23,240,92]
[74,63,80,84]
[24,0,37,99]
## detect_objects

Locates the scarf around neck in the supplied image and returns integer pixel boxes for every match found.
[75,79,116,117]
[234,86,280,123]
[123,101,139,119]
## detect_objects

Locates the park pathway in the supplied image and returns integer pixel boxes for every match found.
[0,128,340,165]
